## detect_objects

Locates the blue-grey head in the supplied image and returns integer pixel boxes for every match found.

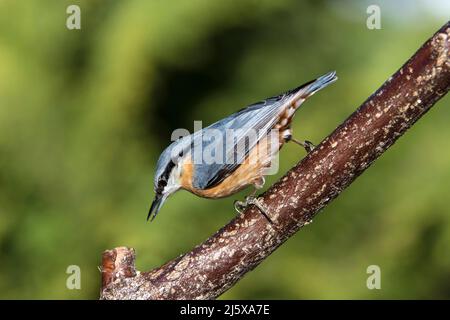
[147,136,192,221]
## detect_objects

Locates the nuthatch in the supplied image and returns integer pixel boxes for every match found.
[148,71,337,221]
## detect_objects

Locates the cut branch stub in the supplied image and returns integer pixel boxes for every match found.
[101,247,136,289]
[100,22,450,300]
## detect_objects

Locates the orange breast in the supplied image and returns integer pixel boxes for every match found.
[180,135,284,198]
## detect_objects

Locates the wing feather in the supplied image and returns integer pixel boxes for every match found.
[192,95,285,190]
[191,71,337,190]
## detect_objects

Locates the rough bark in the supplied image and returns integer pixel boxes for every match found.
[100,22,450,300]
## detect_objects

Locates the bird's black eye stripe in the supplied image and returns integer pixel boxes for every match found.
[157,158,177,193]
[156,147,186,193]
[155,181,166,194]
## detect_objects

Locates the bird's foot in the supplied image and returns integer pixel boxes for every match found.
[285,134,315,153]
[292,138,315,153]
[302,140,315,153]
[234,196,273,224]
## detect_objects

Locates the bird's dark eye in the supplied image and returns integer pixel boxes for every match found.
[157,155,177,193]
[155,179,167,194]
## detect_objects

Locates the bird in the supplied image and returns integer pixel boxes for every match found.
[148,71,337,222]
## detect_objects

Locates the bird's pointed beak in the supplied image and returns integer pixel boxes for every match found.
[147,193,166,222]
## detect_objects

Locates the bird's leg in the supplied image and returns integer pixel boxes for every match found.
[284,132,315,153]
[234,177,273,224]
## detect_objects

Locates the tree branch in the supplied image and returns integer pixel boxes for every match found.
[100,22,450,300]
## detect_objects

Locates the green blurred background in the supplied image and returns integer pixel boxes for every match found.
[0,0,449,299]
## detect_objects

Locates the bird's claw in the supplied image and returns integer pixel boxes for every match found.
[287,136,315,153]
[303,140,315,153]
[234,199,246,214]
[234,195,259,214]
[234,196,273,224]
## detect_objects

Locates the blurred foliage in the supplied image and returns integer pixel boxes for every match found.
[0,0,449,299]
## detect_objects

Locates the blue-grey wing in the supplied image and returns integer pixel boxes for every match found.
[191,95,285,190]
[191,71,338,190]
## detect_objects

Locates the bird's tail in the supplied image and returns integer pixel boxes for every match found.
[289,71,338,101]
